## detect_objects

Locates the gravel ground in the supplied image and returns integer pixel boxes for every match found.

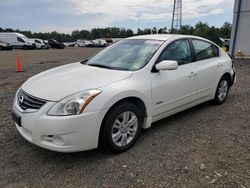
[0,48,249,188]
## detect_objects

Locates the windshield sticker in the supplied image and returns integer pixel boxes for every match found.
[144,40,163,45]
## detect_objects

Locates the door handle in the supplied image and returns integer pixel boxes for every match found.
[189,72,197,78]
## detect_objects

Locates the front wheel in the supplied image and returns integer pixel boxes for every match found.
[213,76,230,104]
[100,102,142,153]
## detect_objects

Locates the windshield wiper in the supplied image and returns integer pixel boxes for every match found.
[87,63,130,71]
[88,64,113,69]
[80,58,89,64]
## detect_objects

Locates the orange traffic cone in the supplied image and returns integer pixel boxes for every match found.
[16,54,24,72]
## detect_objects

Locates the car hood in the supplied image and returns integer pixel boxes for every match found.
[27,39,35,44]
[22,62,133,101]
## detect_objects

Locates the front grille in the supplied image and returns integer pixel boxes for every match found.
[17,89,47,110]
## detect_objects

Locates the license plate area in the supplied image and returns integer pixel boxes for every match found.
[12,111,22,127]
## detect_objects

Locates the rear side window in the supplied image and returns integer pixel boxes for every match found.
[157,40,192,65]
[17,37,25,43]
[192,40,219,61]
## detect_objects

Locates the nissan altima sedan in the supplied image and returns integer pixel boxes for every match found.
[12,34,236,153]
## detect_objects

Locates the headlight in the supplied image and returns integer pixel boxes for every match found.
[47,89,102,116]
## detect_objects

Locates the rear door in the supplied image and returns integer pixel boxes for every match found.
[190,39,222,99]
[151,39,197,118]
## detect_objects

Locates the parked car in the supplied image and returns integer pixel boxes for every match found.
[12,34,236,153]
[0,32,35,49]
[63,42,77,47]
[48,39,65,49]
[69,42,77,47]
[75,40,94,47]
[30,38,46,49]
[43,40,50,49]
[92,39,108,47]
[75,40,85,47]
[0,40,13,50]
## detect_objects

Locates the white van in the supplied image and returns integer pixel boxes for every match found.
[0,33,35,49]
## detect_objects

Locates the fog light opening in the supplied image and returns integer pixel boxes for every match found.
[43,135,65,146]
[52,135,64,146]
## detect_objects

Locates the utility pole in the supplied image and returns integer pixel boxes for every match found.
[171,0,182,33]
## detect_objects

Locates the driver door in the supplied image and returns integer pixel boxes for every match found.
[151,39,197,119]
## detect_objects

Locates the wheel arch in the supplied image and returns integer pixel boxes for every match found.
[214,72,232,99]
[98,96,148,147]
[213,72,232,104]
[221,72,233,86]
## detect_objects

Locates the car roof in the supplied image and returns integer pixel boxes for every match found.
[0,32,27,37]
[127,34,206,42]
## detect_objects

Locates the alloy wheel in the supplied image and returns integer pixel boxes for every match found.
[111,111,138,147]
[218,80,229,101]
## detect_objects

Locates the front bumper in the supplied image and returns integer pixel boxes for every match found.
[0,46,13,50]
[12,100,106,152]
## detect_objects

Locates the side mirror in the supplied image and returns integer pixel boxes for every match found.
[155,60,178,71]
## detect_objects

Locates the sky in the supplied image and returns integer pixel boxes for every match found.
[0,0,234,34]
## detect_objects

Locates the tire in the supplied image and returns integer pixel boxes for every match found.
[100,102,142,153]
[213,76,230,105]
[23,45,27,50]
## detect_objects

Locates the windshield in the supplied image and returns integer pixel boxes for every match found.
[87,39,163,71]
[19,34,28,39]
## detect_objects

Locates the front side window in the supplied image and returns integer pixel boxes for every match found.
[157,40,192,65]
[17,37,25,43]
[192,40,219,61]
[35,40,41,43]
[87,39,163,71]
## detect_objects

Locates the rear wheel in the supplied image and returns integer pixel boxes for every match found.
[213,76,230,104]
[101,102,142,152]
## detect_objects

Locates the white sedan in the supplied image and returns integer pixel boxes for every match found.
[30,38,46,49]
[12,34,236,153]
